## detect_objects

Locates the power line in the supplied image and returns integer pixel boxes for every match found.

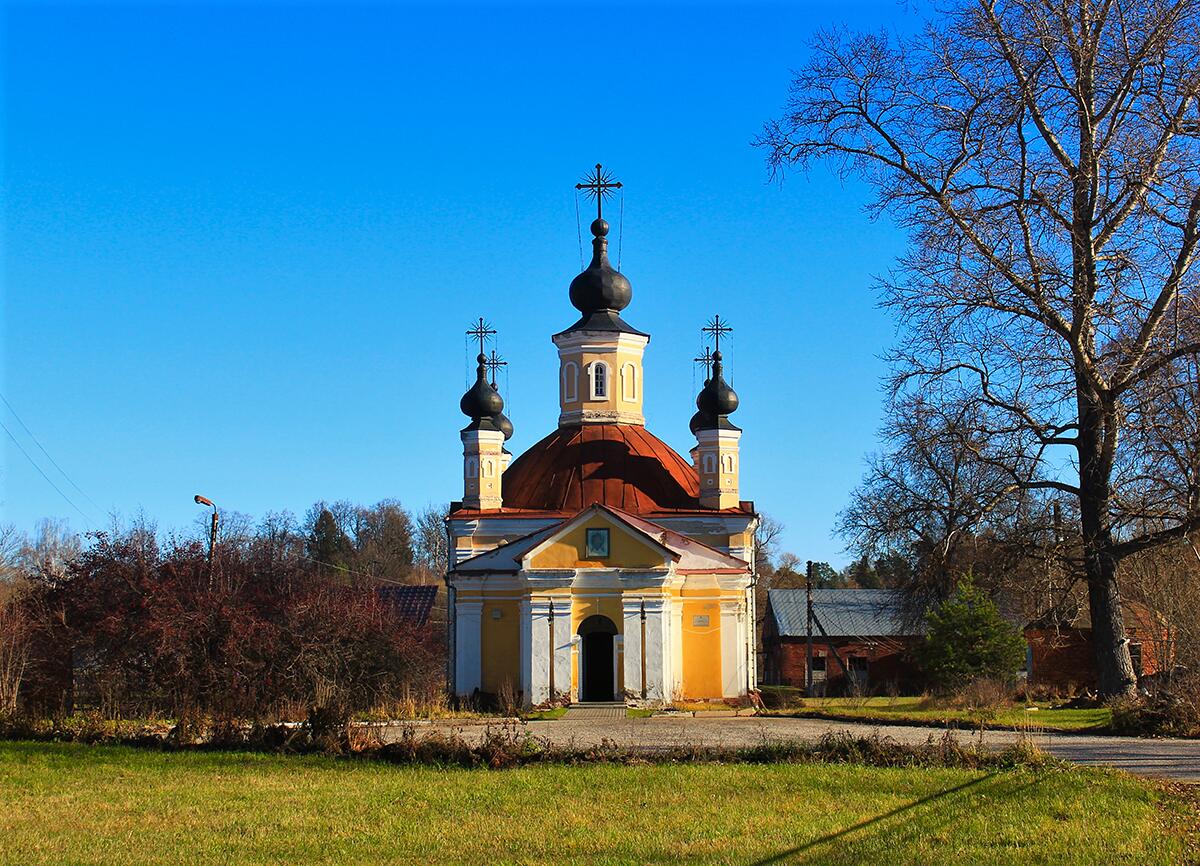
[0,417,93,528]
[0,392,104,514]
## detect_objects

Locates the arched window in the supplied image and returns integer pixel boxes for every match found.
[589,361,609,400]
[621,363,637,402]
[562,362,579,403]
[702,453,716,474]
[722,454,736,472]
[465,457,479,478]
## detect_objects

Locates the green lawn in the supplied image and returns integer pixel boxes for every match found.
[0,741,1190,865]
[770,696,1112,732]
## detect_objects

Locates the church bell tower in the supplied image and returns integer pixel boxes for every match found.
[552,165,649,427]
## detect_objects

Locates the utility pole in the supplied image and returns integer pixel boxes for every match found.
[194,494,218,589]
[805,560,814,697]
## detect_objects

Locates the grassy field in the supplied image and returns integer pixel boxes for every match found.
[769,696,1112,732]
[1,741,1191,865]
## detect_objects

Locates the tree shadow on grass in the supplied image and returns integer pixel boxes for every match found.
[751,772,1046,865]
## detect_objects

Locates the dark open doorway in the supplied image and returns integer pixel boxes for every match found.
[578,614,617,702]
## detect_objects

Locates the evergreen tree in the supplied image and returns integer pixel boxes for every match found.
[305,508,353,573]
[917,575,1025,690]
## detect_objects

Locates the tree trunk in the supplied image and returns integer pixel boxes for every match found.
[1077,389,1138,698]
[1085,555,1137,697]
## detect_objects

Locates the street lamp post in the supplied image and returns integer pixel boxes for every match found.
[194,494,218,587]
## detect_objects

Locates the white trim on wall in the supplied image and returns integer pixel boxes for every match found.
[562,361,579,403]
[620,362,637,402]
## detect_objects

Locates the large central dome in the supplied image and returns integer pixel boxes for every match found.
[501,424,701,512]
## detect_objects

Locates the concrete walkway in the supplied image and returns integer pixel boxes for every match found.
[560,702,626,720]
[397,715,1200,782]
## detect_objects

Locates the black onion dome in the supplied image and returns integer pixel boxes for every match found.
[557,219,648,338]
[694,351,740,431]
[460,353,504,430]
[569,219,631,313]
[494,411,514,441]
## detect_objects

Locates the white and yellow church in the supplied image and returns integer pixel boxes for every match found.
[447,180,758,707]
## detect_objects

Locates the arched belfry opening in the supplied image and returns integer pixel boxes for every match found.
[577,614,618,702]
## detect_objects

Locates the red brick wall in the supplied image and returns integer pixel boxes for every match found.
[1026,625,1169,693]
[765,636,923,694]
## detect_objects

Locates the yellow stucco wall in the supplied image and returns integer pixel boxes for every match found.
[529,518,667,570]
[480,597,520,694]
[679,592,724,699]
[559,346,646,417]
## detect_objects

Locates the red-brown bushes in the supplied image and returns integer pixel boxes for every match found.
[16,533,442,720]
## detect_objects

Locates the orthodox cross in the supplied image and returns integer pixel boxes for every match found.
[575,163,623,220]
[485,348,507,388]
[693,346,714,380]
[702,315,733,354]
[466,317,496,357]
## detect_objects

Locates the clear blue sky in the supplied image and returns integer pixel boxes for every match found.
[2,1,914,566]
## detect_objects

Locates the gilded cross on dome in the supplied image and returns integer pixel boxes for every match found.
[575,163,622,220]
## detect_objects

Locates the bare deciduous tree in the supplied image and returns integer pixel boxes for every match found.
[414,504,449,583]
[760,0,1200,696]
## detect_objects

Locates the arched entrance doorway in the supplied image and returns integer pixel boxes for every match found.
[578,614,618,702]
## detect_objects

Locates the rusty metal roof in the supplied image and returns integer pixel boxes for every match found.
[498,423,705,513]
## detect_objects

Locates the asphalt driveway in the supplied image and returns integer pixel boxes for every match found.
[391,715,1200,781]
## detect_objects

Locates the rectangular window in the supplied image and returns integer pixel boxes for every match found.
[585,527,610,558]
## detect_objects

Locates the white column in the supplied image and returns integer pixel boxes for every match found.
[622,597,644,699]
[721,600,742,697]
[526,597,552,706]
[454,601,483,696]
[671,601,684,697]
[738,602,751,693]
[642,597,670,702]
[550,597,573,701]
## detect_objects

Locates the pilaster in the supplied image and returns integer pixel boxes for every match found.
[550,597,573,701]
[622,596,645,699]
[454,601,483,696]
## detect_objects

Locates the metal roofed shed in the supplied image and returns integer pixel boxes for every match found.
[767,588,924,639]
[763,589,925,695]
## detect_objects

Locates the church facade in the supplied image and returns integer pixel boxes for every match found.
[447,181,758,707]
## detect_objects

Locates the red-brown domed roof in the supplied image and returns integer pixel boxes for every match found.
[501,424,701,513]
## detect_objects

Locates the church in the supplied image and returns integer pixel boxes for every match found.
[446,167,758,707]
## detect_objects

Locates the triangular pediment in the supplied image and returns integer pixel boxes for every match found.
[523,504,676,571]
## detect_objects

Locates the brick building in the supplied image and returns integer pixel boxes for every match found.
[1025,599,1171,692]
[764,588,1173,696]
[763,589,924,695]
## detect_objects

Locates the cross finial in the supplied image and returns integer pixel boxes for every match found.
[575,163,622,221]
[466,317,496,357]
[693,346,714,380]
[702,315,733,354]
[485,348,507,388]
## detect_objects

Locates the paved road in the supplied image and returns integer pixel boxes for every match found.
[390,715,1200,781]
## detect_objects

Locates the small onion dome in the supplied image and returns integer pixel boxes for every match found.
[460,353,504,429]
[493,411,514,441]
[569,218,632,315]
[694,351,740,430]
